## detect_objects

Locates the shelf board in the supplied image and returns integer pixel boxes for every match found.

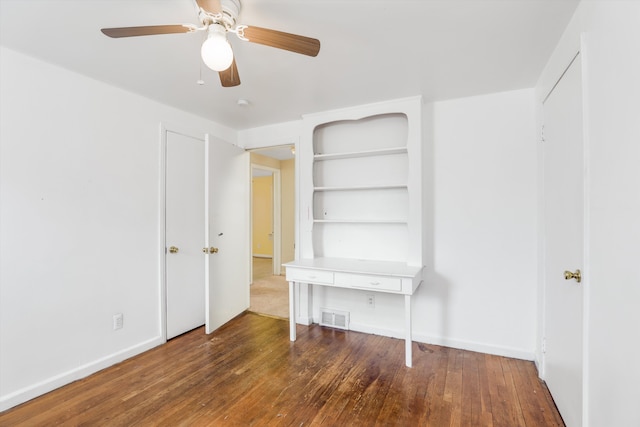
[314,147,407,161]
[314,219,407,224]
[314,184,407,192]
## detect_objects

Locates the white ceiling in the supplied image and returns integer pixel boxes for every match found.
[0,0,579,131]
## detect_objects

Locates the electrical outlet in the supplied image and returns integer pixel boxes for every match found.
[113,313,123,330]
[366,294,375,308]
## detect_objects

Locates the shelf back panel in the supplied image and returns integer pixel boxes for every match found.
[312,222,408,263]
[313,113,408,155]
[313,153,408,188]
[313,188,409,222]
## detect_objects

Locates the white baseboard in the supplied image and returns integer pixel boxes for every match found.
[0,336,164,412]
[296,315,313,326]
[411,332,535,361]
[312,319,535,361]
[344,321,405,340]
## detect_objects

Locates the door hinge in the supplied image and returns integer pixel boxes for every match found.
[542,337,547,354]
[540,125,545,142]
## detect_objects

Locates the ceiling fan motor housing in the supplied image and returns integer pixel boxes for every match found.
[220,0,241,23]
[201,0,241,29]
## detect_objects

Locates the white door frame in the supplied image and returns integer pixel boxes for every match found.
[250,164,282,277]
[159,123,208,341]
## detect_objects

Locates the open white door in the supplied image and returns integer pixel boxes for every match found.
[542,52,584,427]
[205,135,250,333]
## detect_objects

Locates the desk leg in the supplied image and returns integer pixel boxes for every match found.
[405,294,412,367]
[289,281,296,341]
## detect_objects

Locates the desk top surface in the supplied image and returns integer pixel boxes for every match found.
[283,257,423,279]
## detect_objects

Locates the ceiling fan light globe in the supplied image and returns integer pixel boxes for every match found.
[201,34,234,71]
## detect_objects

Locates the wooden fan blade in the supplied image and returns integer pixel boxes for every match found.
[196,0,222,14]
[242,26,320,57]
[219,58,241,87]
[101,25,191,38]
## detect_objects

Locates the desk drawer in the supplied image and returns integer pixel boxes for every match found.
[286,268,334,285]
[334,273,402,292]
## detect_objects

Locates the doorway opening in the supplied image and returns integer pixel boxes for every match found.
[248,146,295,318]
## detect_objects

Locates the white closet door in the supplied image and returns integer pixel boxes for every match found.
[542,53,584,427]
[165,131,205,339]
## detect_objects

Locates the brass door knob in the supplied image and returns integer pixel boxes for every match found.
[210,247,219,254]
[564,269,581,283]
[168,246,179,254]
[202,247,209,254]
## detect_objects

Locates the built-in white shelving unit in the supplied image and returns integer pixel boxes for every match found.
[298,98,423,265]
[285,96,424,367]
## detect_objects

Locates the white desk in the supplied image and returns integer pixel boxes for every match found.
[283,257,423,367]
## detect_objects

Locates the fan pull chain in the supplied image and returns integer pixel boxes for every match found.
[196,31,207,85]
[197,62,205,85]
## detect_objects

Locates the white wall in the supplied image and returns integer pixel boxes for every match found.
[416,89,538,358]
[238,120,301,150]
[0,47,235,410]
[537,2,640,425]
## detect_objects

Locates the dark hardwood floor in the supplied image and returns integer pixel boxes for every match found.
[0,312,563,426]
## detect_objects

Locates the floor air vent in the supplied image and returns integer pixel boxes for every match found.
[319,308,349,330]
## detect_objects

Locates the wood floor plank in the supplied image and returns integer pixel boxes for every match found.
[421,344,453,426]
[485,354,513,427]
[0,312,563,427]
[303,331,385,425]
[511,358,565,426]
[402,344,435,426]
[477,354,495,427]
[444,348,464,425]
[500,355,529,427]
[461,350,481,425]
[324,335,401,424]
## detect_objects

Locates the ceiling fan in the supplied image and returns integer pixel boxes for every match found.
[101,0,320,87]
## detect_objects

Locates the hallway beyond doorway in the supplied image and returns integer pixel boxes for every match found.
[250,257,288,318]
